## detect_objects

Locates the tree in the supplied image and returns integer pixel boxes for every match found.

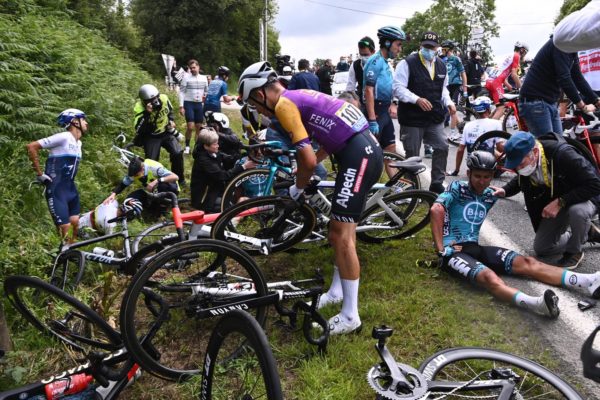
[555,0,590,23]
[402,0,499,62]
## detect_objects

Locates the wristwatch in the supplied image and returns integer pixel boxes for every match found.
[159,177,164,183]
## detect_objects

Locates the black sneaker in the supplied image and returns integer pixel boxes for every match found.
[557,251,584,270]
[429,183,445,194]
[588,222,600,243]
[542,289,560,319]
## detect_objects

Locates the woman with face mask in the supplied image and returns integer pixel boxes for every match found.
[494,131,600,270]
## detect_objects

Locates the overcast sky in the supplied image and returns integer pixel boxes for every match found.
[273,0,564,64]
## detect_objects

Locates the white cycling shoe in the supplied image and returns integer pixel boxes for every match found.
[328,313,362,336]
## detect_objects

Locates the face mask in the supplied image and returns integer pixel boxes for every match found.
[361,55,370,65]
[420,47,436,61]
[517,158,537,176]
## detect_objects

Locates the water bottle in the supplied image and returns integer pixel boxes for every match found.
[93,247,115,258]
[44,373,93,399]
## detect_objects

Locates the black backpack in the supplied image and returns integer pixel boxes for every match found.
[465,59,484,85]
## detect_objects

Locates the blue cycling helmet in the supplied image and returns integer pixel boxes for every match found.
[471,96,493,113]
[377,26,406,42]
[57,108,86,128]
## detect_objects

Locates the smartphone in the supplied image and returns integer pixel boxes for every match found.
[578,299,597,311]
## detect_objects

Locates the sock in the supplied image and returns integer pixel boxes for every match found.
[513,291,550,316]
[562,270,597,290]
[325,265,342,300]
[340,278,360,322]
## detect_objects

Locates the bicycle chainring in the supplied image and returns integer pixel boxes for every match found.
[367,362,428,400]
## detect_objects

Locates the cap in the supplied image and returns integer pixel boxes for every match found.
[504,131,536,169]
[421,31,439,47]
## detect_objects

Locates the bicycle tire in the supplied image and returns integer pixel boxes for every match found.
[4,275,122,353]
[122,239,173,276]
[418,347,583,399]
[501,106,519,133]
[119,239,269,381]
[200,310,283,400]
[381,151,422,190]
[131,220,193,254]
[211,195,317,256]
[357,189,437,243]
[49,249,86,292]
[220,169,294,211]
[472,130,512,178]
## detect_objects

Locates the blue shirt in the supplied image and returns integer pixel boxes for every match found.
[441,55,465,86]
[205,78,228,107]
[435,181,497,246]
[288,71,320,91]
[363,51,393,102]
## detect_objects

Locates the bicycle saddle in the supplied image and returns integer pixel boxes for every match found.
[502,93,519,101]
[388,158,426,174]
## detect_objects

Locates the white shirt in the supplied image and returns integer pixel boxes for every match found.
[179,73,209,105]
[579,48,600,91]
[461,118,503,151]
[393,56,453,107]
[346,65,357,92]
[38,131,82,159]
[554,0,600,52]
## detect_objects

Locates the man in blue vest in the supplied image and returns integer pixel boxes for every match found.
[393,31,456,193]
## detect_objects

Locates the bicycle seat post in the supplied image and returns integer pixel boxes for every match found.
[371,326,413,392]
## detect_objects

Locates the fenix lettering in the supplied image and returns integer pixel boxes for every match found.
[335,168,357,208]
[309,114,336,130]
[209,303,249,316]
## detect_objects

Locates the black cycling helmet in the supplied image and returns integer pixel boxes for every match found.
[441,40,455,50]
[217,66,230,77]
[467,151,497,171]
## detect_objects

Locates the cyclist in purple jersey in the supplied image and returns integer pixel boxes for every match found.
[239,61,383,335]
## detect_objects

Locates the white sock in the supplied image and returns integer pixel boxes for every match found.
[340,278,360,322]
[513,291,551,316]
[562,270,598,291]
[325,265,342,300]
[450,128,457,135]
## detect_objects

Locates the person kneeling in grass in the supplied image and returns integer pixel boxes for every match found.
[430,150,600,318]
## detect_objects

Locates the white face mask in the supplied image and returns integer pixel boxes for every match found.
[517,159,537,176]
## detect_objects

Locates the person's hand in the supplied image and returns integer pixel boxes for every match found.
[505,84,513,92]
[243,159,257,170]
[389,103,398,119]
[169,120,176,129]
[542,198,562,218]
[416,97,432,111]
[447,170,458,176]
[448,104,457,116]
[179,106,185,117]
[36,173,52,185]
[146,180,159,192]
[582,104,597,114]
[491,186,506,197]
[439,244,462,258]
[288,184,304,201]
[368,120,379,134]
[103,192,116,205]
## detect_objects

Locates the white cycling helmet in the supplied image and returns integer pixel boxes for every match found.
[238,61,278,102]
[139,84,159,102]
[471,96,493,113]
[57,108,86,128]
[514,41,529,52]
[208,112,230,129]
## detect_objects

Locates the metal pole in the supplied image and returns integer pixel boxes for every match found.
[264,0,268,61]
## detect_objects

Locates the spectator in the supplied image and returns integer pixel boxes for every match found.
[26,108,87,243]
[336,56,350,72]
[317,59,334,95]
[190,128,255,212]
[288,59,320,90]
[497,131,600,269]
[204,66,233,114]
[393,31,455,193]
[205,111,242,163]
[133,84,185,185]
[464,50,486,98]
[179,59,209,154]
[346,36,376,107]
[440,40,467,142]
[519,38,599,137]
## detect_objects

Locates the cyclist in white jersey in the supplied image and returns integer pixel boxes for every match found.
[179,59,209,154]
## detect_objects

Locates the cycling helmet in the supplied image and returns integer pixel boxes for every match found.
[238,61,278,102]
[467,150,497,171]
[377,26,406,42]
[139,84,159,102]
[121,198,143,219]
[441,40,455,49]
[471,96,493,113]
[514,41,529,51]
[57,108,86,128]
[217,66,230,77]
[207,112,230,130]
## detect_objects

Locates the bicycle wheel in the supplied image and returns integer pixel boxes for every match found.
[357,189,437,243]
[131,220,193,254]
[49,249,85,291]
[418,347,583,399]
[501,106,520,134]
[211,196,317,256]
[380,152,422,190]
[200,310,283,400]
[4,275,122,353]
[120,239,269,381]
[122,239,174,276]
[472,130,512,178]
[220,169,294,211]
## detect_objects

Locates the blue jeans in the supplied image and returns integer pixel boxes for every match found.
[518,99,562,137]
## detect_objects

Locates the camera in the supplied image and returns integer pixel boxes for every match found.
[275,54,292,75]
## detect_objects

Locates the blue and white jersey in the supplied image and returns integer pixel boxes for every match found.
[435,180,497,246]
[363,51,394,102]
[460,118,502,153]
[38,131,82,184]
[205,78,228,108]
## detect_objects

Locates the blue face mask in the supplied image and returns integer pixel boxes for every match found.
[420,47,436,61]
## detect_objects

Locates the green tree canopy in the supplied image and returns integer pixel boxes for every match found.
[555,0,591,23]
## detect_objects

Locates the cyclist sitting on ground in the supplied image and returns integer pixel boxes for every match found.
[204,66,233,114]
[103,156,179,218]
[485,41,528,119]
[431,151,600,318]
[449,96,502,176]
[238,61,383,335]
[78,198,143,237]
[26,108,88,243]
[190,127,256,212]
[205,111,242,162]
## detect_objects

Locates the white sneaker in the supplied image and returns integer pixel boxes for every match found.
[317,293,343,309]
[327,313,362,336]
[184,146,190,155]
[588,272,600,299]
